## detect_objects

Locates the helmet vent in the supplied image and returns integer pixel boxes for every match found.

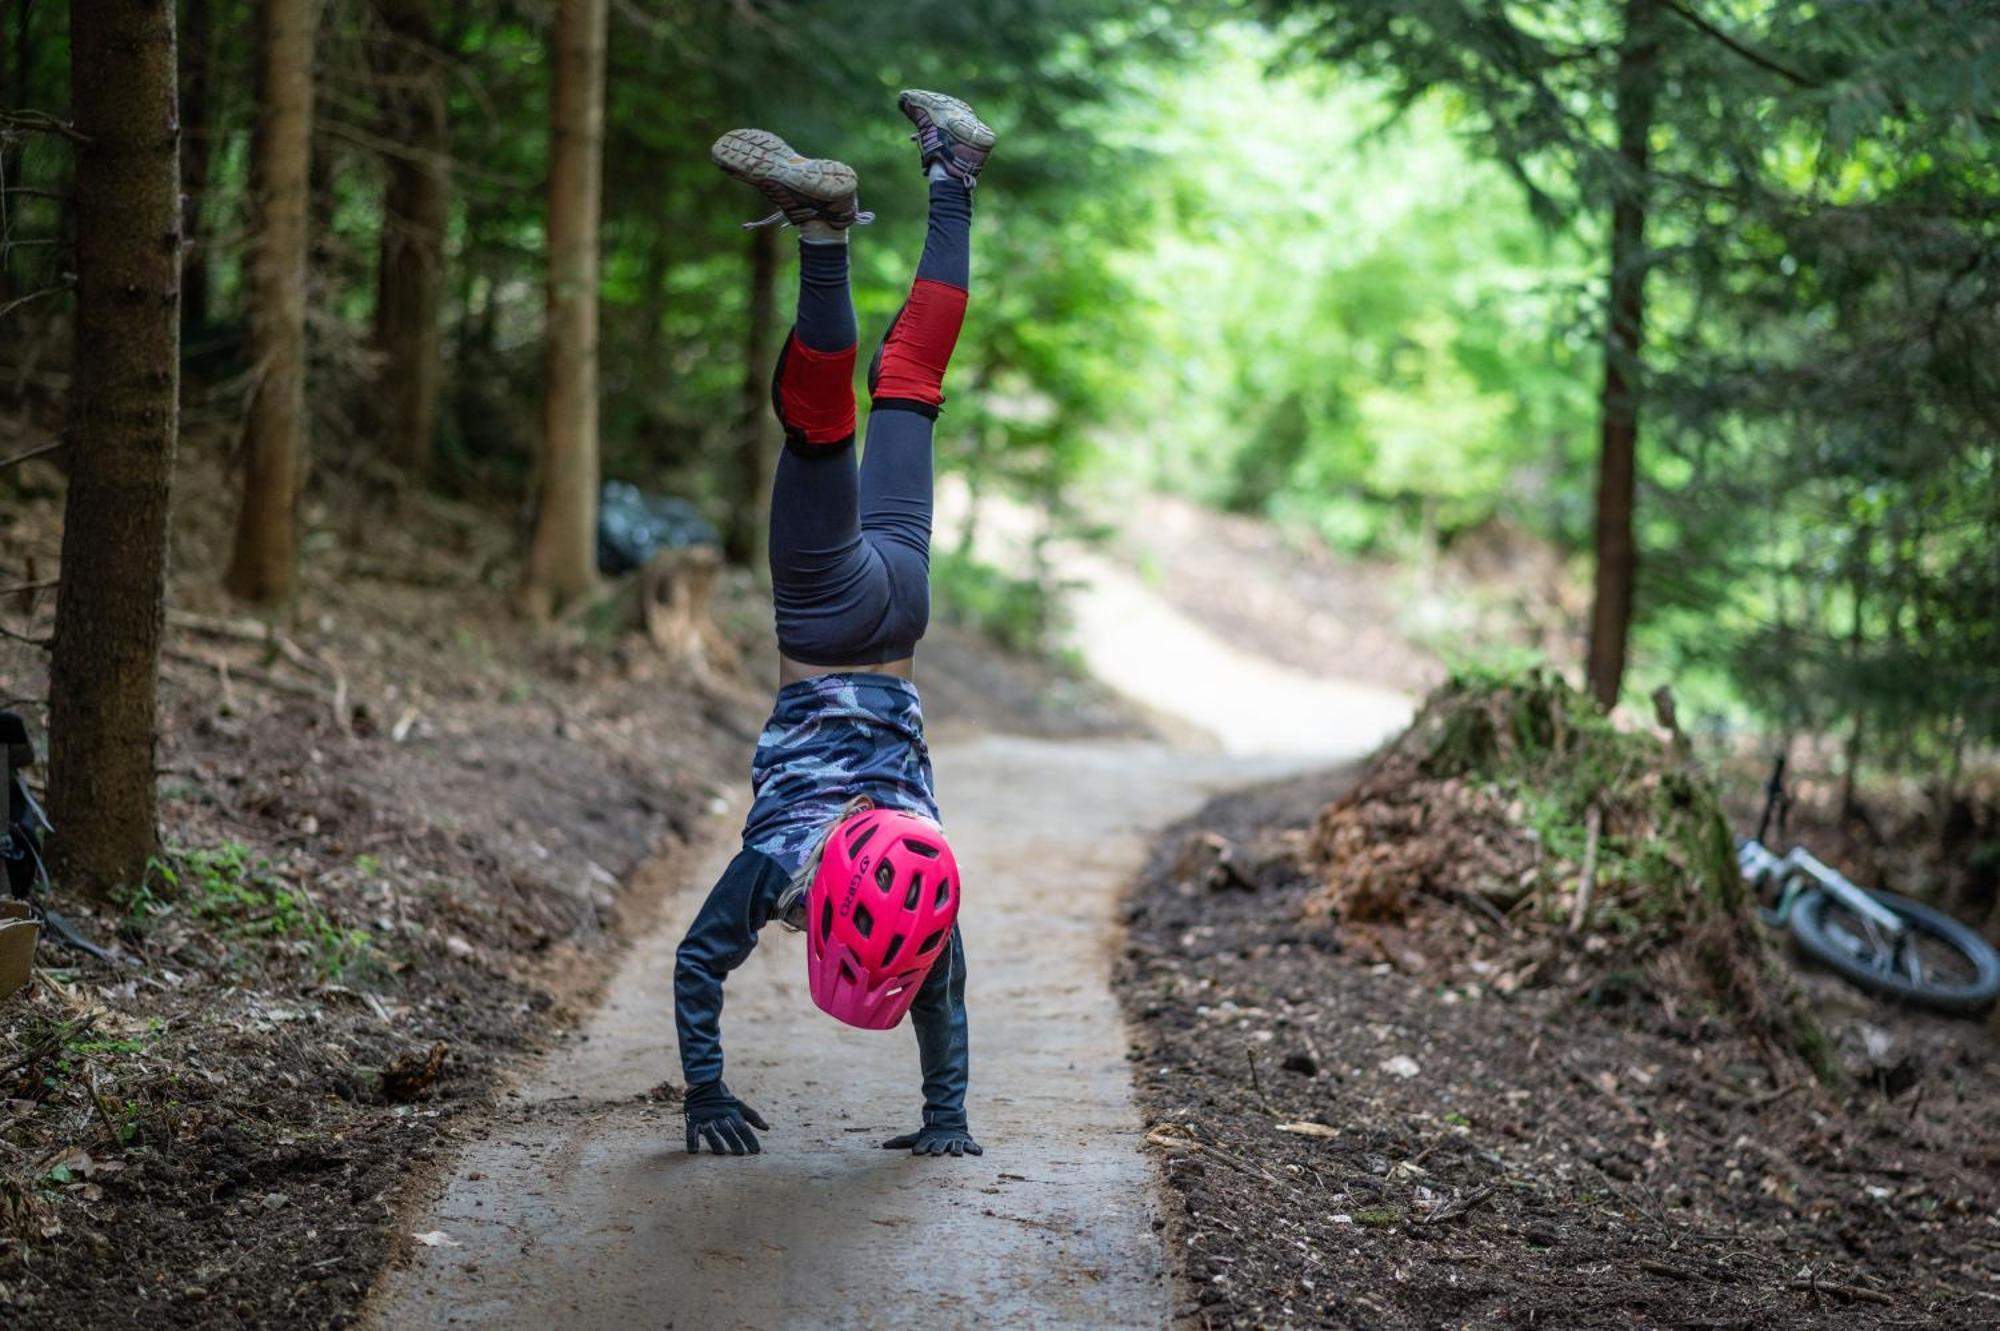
[935,877,952,909]
[848,822,879,854]
[902,838,941,859]
[853,901,874,939]
[819,897,833,940]
[918,927,946,957]
[903,872,923,912]
[875,862,896,894]
[882,932,905,966]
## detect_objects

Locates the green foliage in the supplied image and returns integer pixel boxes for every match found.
[1102,31,1598,556]
[133,842,376,981]
[11,0,1992,790]
[1414,668,1743,921]
[930,548,1068,657]
[1248,0,1998,769]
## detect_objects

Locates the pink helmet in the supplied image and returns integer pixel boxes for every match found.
[806,807,960,1030]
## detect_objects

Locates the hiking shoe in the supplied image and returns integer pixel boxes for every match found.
[710,129,875,231]
[898,90,995,186]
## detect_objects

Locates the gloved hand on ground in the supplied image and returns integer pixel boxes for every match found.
[881,1123,983,1157]
[683,1080,771,1155]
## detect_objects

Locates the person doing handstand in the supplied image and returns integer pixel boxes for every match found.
[673,90,995,1160]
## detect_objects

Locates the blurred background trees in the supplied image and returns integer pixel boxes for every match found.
[0,0,1994,880]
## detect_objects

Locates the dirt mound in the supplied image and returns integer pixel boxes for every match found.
[1291,672,1835,1077]
[1311,671,1738,926]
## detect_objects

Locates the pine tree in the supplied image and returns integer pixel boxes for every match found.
[48,0,182,897]
[519,0,606,618]
[225,0,315,604]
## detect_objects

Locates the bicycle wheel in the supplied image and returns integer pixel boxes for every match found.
[1790,886,2000,1015]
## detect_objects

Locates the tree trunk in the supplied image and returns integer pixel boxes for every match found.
[371,0,448,476]
[519,0,605,618]
[47,0,182,899]
[726,223,779,568]
[225,0,315,604]
[177,0,214,333]
[1586,0,1659,710]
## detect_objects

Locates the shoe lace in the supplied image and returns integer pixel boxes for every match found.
[740,200,876,232]
[908,127,980,188]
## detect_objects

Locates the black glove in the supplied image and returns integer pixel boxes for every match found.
[882,1123,983,1157]
[683,1080,770,1156]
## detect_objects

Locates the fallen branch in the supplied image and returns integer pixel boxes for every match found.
[1568,801,1602,934]
[1145,1123,1290,1189]
[1640,1258,1694,1280]
[165,609,350,732]
[162,646,327,702]
[1422,1182,1499,1225]
[1785,1275,1894,1307]
[167,608,336,681]
[0,1014,94,1084]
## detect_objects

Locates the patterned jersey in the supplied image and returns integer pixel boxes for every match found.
[742,673,939,874]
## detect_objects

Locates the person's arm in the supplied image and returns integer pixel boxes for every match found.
[674,850,786,1153]
[882,925,979,1156]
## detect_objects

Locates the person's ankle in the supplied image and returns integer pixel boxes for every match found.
[798,220,846,244]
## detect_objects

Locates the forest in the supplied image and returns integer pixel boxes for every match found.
[1,0,1997,1327]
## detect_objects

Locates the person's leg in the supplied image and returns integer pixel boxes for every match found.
[709,128,898,663]
[766,232,892,660]
[859,112,984,653]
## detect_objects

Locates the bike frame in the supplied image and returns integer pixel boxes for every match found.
[1740,755,1916,981]
[1739,839,1907,935]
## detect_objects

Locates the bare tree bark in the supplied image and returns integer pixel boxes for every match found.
[520,0,606,617]
[372,0,448,476]
[177,0,214,332]
[48,0,182,899]
[726,223,780,569]
[225,0,315,604]
[1586,0,1659,710]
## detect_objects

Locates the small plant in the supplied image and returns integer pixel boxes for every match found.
[131,840,381,981]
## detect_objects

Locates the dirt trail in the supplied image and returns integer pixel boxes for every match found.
[367,541,1411,1329]
[366,738,1300,1328]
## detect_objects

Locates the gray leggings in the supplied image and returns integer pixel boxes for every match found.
[767,410,935,665]
[767,179,972,665]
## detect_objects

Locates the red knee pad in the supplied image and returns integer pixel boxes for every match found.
[869,278,968,412]
[773,333,857,449]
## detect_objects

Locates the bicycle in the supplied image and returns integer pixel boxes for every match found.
[1738,756,2000,1015]
[2,710,124,966]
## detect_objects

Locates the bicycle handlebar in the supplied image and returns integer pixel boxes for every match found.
[1754,755,1787,846]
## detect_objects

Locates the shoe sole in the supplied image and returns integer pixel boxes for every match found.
[710,129,857,201]
[898,90,996,149]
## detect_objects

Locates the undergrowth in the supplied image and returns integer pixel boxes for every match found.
[930,547,1071,657]
[1415,666,1745,924]
[120,841,378,982]
[1316,667,1840,1083]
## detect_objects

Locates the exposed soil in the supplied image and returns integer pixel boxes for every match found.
[1116,769,2000,1330]
[0,440,1137,1329]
